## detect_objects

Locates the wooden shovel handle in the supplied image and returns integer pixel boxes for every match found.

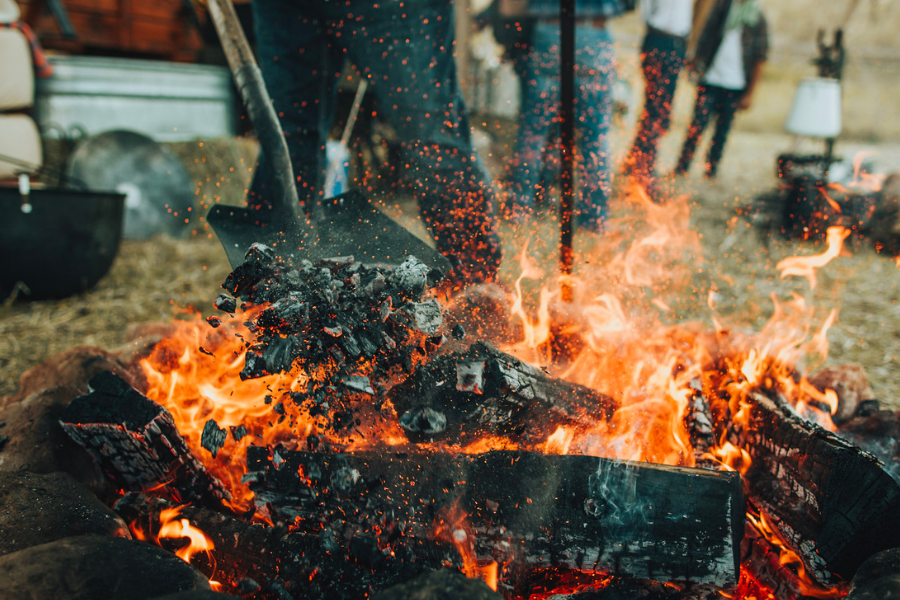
[205,0,311,223]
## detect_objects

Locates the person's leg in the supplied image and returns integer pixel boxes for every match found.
[248,0,340,217]
[674,83,714,175]
[574,26,615,231]
[507,23,558,221]
[626,33,684,180]
[343,0,501,286]
[704,87,742,178]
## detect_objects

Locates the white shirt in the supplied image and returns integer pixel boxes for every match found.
[641,0,693,38]
[703,27,746,90]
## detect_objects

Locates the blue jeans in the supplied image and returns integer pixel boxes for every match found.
[675,83,743,178]
[626,31,686,180]
[507,22,615,231]
[249,0,502,286]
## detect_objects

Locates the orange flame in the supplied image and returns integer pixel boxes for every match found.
[776,227,849,290]
[139,315,408,512]
[704,441,752,476]
[544,426,574,455]
[747,510,848,599]
[434,502,499,591]
[130,505,215,567]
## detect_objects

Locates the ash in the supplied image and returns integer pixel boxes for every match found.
[216,244,445,431]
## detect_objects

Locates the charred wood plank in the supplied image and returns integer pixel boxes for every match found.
[247,449,744,589]
[740,514,848,600]
[114,493,454,600]
[60,371,231,509]
[388,342,617,445]
[729,391,900,584]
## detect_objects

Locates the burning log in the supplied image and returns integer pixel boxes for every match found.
[729,391,900,584]
[60,371,231,509]
[740,513,849,599]
[246,449,744,589]
[115,493,455,600]
[388,342,617,445]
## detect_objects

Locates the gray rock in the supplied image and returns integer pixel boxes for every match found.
[0,535,210,600]
[0,470,130,556]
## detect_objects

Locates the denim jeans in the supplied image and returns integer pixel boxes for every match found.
[675,83,744,178]
[626,31,686,181]
[249,0,502,286]
[507,22,615,231]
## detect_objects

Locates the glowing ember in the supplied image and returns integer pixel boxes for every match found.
[434,503,499,591]
[130,505,215,567]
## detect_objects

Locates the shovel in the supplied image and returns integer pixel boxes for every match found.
[203,0,451,273]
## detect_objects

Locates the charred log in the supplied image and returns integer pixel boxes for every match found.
[246,449,744,589]
[726,391,900,584]
[740,513,848,599]
[60,371,231,509]
[115,493,456,600]
[388,342,617,445]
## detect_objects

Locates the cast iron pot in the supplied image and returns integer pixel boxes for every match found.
[0,187,125,299]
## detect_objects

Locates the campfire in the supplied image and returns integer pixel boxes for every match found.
[4,186,899,600]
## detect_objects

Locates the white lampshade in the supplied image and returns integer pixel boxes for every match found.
[785,77,842,138]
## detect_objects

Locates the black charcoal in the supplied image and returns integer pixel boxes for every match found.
[201,419,227,458]
[230,425,248,442]
[216,251,447,430]
[214,293,237,313]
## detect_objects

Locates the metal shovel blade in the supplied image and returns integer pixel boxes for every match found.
[207,189,451,273]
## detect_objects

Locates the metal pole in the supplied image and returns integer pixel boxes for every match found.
[559,0,576,301]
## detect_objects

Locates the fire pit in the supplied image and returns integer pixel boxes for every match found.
[3,189,900,600]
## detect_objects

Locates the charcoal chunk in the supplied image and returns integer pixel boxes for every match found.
[218,253,446,427]
[399,407,447,435]
[213,293,237,313]
[200,419,226,458]
[230,425,248,442]
[389,256,430,301]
